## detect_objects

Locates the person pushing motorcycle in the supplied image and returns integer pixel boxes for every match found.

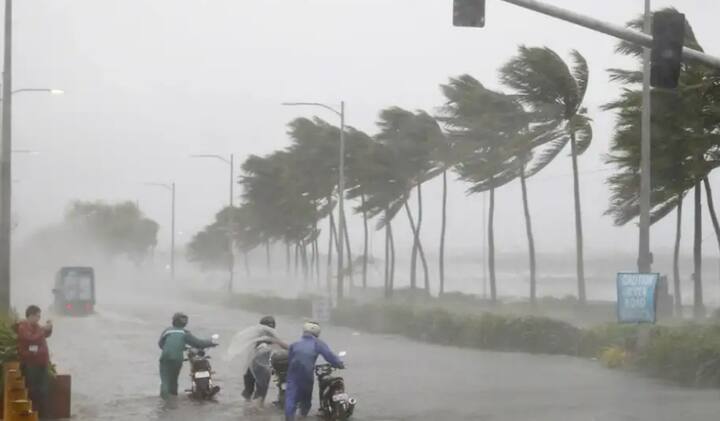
[242,315,288,408]
[284,321,344,421]
[158,312,217,399]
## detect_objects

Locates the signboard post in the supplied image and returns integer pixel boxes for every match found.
[616,272,659,324]
[312,296,331,323]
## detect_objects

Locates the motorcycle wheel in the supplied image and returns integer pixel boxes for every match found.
[331,402,349,420]
[194,378,210,399]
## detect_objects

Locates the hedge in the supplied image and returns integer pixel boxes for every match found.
[224,293,315,318]
[217,292,720,388]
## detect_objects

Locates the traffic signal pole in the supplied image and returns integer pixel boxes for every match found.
[490,0,720,276]
[498,0,720,70]
[638,0,652,273]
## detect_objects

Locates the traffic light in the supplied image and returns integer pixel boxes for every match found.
[651,11,685,89]
[453,0,485,28]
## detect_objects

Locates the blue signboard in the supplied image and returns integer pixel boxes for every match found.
[616,272,659,324]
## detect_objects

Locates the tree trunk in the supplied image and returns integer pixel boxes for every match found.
[488,184,497,302]
[301,241,309,286]
[326,211,336,299]
[703,177,720,262]
[693,180,705,319]
[309,238,316,284]
[314,238,321,288]
[341,206,354,287]
[569,132,586,304]
[673,194,683,316]
[388,219,396,297]
[244,251,250,278]
[520,166,537,305]
[406,198,418,290]
[439,170,448,296]
[285,241,291,277]
[417,183,430,292]
[418,237,431,295]
[362,193,369,289]
[404,200,430,295]
[384,209,390,299]
[294,242,300,279]
[265,240,271,274]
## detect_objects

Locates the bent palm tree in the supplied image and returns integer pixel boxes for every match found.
[439,75,532,301]
[501,46,593,304]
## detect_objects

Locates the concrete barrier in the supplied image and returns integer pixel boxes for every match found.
[3,362,38,421]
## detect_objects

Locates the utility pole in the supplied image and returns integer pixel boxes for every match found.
[190,153,236,292]
[638,0,652,273]
[0,0,13,315]
[144,182,175,281]
[170,182,176,282]
[228,153,234,293]
[337,101,346,302]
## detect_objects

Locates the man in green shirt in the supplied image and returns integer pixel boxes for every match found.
[158,312,216,399]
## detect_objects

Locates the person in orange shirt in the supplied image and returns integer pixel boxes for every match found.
[16,305,53,417]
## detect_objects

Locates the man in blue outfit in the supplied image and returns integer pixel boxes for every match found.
[284,321,344,421]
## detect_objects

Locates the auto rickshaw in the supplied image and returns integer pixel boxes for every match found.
[52,266,95,316]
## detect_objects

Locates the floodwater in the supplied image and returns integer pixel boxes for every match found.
[41,284,720,421]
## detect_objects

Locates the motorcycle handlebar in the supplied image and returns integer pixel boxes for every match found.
[315,363,344,372]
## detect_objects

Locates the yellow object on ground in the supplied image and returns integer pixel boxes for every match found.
[4,362,39,421]
[599,346,627,368]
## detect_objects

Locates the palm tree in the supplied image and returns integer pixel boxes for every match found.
[344,127,376,289]
[604,9,720,318]
[439,75,532,302]
[433,140,455,296]
[375,107,440,293]
[355,137,409,298]
[500,46,593,304]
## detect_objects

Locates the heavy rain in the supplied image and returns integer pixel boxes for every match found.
[5,1,720,420]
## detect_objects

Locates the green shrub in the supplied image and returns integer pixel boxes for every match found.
[0,318,17,392]
[635,324,720,387]
[225,293,314,318]
[330,303,582,356]
[578,323,639,357]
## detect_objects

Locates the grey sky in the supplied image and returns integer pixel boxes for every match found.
[10,0,720,262]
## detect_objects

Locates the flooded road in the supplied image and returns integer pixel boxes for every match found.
[43,285,720,421]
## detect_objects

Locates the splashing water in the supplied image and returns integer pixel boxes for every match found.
[224,325,277,369]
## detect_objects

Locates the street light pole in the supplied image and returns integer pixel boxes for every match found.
[638,0,652,273]
[144,182,176,281]
[171,182,176,281]
[0,0,13,315]
[338,101,346,302]
[229,154,234,208]
[190,154,235,292]
[281,101,346,302]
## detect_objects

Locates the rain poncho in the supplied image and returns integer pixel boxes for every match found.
[225,324,279,400]
[284,334,343,420]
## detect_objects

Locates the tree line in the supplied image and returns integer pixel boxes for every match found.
[188,10,720,315]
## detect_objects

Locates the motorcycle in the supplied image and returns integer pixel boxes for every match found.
[270,349,289,408]
[186,334,221,400]
[315,351,356,420]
